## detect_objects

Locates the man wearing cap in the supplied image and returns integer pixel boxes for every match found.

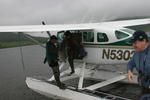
[46,35,66,89]
[127,30,150,94]
[63,31,79,75]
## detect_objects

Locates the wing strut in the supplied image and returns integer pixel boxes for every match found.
[18,32,27,77]
[21,32,45,48]
[78,62,86,89]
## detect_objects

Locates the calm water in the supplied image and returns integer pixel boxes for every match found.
[0,45,149,100]
[0,45,54,100]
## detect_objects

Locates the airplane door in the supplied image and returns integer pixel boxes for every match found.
[57,31,67,61]
[57,31,65,43]
[57,30,84,61]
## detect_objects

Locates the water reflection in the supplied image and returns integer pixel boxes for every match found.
[0,45,53,100]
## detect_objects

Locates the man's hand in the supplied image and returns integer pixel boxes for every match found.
[43,57,47,64]
[128,70,134,83]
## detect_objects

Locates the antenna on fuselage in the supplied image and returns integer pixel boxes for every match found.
[42,21,51,38]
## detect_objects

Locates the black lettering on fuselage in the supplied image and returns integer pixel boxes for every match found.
[110,50,116,60]
[102,49,134,61]
[102,49,110,59]
[116,50,123,60]
[123,50,130,60]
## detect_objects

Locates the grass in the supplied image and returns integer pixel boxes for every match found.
[0,41,38,49]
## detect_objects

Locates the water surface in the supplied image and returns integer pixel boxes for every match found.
[0,45,54,100]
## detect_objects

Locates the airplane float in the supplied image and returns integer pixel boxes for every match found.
[0,18,150,100]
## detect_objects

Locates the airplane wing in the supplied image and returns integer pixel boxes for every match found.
[0,23,96,32]
[0,18,150,33]
[100,18,150,28]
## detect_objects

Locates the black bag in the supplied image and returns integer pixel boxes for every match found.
[138,74,149,87]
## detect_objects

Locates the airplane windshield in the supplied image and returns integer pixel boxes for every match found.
[115,30,129,39]
[120,28,135,34]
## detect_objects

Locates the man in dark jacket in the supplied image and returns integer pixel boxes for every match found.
[64,31,79,75]
[46,35,66,89]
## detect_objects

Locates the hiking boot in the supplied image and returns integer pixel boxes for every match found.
[61,83,66,86]
[59,83,67,89]
[70,71,75,74]
[68,71,75,76]
[57,83,67,90]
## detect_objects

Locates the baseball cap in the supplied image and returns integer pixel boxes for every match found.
[50,35,58,40]
[64,31,71,36]
[129,30,148,44]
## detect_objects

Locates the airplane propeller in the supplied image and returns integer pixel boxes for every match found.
[42,21,51,38]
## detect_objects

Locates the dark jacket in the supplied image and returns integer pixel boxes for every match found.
[46,41,58,63]
[127,45,150,88]
[65,37,79,58]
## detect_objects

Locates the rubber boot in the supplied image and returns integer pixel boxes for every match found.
[68,58,75,75]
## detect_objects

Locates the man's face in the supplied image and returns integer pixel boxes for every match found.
[64,35,70,39]
[51,39,57,43]
[132,39,147,52]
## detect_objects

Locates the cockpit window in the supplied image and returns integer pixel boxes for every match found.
[115,30,129,39]
[120,28,135,34]
[97,32,108,42]
[83,32,94,42]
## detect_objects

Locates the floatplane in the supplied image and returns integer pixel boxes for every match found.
[1,18,150,100]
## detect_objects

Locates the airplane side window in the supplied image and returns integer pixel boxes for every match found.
[115,31,129,39]
[97,33,108,42]
[83,32,94,42]
[57,31,65,43]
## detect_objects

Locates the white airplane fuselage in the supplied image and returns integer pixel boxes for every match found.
[83,45,134,64]
[58,27,135,65]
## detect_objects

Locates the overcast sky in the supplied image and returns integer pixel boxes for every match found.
[0,0,150,26]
